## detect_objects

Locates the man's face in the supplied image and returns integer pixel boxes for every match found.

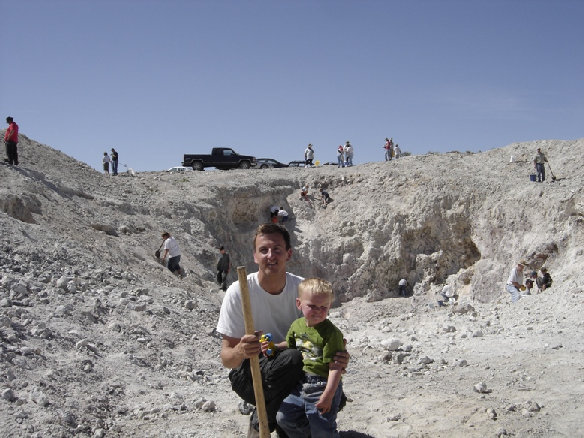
[253,233,291,278]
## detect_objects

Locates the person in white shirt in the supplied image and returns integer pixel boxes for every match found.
[216,223,350,436]
[505,260,526,303]
[160,232,185,278]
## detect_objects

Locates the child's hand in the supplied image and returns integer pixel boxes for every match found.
[316,394,333,414]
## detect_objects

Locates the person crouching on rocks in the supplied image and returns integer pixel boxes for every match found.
[160,232,185,278]
[505,260,527,303]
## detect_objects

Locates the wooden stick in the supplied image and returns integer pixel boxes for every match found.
[237,266,270,438]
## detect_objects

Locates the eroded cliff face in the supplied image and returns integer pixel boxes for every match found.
[1,135,583,305]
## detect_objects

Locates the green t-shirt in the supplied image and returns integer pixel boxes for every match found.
[286,317,345,379]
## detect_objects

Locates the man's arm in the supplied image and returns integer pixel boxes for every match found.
[220,334,261,369]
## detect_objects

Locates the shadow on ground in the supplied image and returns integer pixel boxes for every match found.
[340,431,375,438]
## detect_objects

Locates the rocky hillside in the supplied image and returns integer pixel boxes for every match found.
[0,134,583,437]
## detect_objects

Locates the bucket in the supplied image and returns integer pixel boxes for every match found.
[529,174,536,182]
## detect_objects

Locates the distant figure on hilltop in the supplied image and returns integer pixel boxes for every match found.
[384,137,393,161]
[111,148,119,176]
[305,143,315,167]
[394,143,402,159]
[344,141,353,167]
[337,145,345,168]
[102,152,111,175]
[533,148,548,182]
[4,116,19,166]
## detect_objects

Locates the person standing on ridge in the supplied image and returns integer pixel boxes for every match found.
[305,143,315,167]
[111,148,119,176]
[337,145,345,168]
[4,116,19,165]
[384,137,393,161]
[344,141,353,167]
[533,148,548,182]
[102,152,111,175]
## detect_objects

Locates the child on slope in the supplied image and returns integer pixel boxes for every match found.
[276,278,345,437]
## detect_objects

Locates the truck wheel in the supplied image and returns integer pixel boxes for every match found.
[192,161,203,171]
[260,164,268,169]
[239,161,251,169]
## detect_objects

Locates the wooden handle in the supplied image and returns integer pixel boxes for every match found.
[237,266,270,438]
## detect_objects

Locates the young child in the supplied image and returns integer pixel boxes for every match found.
[276,278,345,437]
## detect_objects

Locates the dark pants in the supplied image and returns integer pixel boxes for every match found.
[229,349,304,432]
[168,255,181,273]
[399,285,407,297]
[5,141,18,165]
[112,160,118,175]
[217,270,228,291]
[536,163,545,182]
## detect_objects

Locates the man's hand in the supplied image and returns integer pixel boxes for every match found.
[220,332,262,369]
[237,332,262,359]
[330,339,350,372]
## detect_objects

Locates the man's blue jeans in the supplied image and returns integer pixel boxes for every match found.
[536,163,545,182]
[506,284,521,303]
[277,375,343,438]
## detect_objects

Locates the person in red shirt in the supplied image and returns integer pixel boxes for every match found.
[4,117,19,165]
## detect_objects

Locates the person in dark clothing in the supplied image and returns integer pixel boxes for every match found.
[216,246,231,292]
[111,148,119,175]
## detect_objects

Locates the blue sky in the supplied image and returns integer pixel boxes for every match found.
[1,0,582,171]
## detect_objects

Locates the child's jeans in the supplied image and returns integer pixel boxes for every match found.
[277,374,343,438]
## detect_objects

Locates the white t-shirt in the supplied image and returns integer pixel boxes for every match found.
[507,267,523,286]
[163,236,181,258]
[277,209,288,218]
[216,272,303,343]
[305,148,314,160]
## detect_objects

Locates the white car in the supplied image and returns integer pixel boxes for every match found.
[167,166,193,173]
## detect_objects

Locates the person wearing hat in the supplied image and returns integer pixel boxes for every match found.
[344,141,353,167]
[505,260,527,302]
[304,143,314,167]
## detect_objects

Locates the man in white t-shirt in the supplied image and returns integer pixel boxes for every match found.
[505,260,526,303]
[216,223,349,436]
[160,232,185,278]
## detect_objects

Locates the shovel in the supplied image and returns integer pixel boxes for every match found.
[548,163,557,182]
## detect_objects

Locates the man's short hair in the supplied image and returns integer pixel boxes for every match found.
[6,116,13,123]
[219,246,225,251]
[162,232,170,238]
[298,278,333,299]
[253,223,291,251]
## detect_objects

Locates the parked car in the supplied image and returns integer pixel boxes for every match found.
[182,147,257,171]
[167,166,193,173]
[256,158,289,169]
[288,160,306,167]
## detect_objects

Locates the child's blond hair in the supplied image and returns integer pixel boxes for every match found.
[298,278,334,300]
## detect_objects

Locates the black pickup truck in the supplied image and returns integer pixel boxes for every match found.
[182,147,257,171]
